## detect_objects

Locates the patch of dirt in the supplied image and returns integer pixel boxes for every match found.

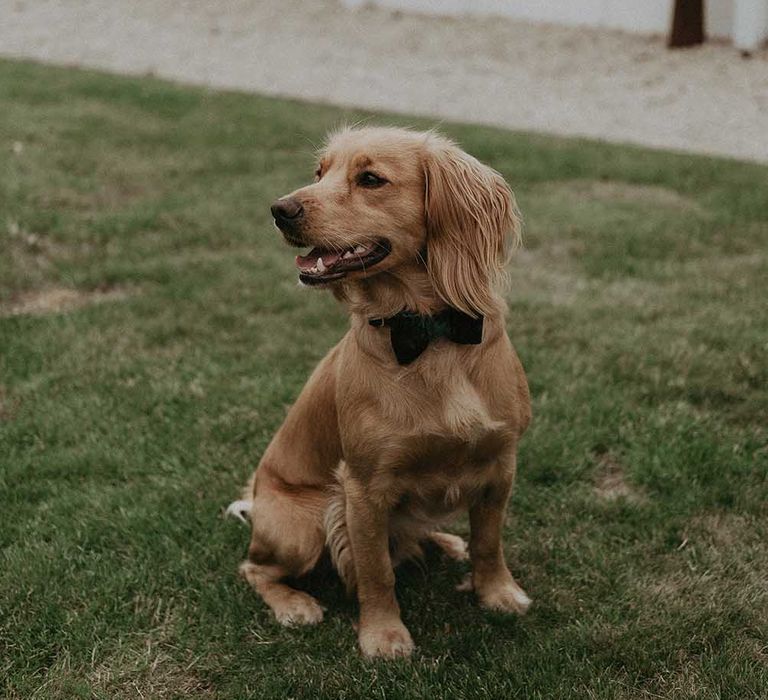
[0,286,130,318]
[540,179,706,213]
[36,180,149,211]
[593,451,644,502]
[636,513,768,626]
[86,647,216,700]
[644,659,714,699]
[0,385,19,421]
[4,639,216,700]
[5,220,72,290]
[686,513,764,550]
[512,242,666,309]
[511,242,587,307]
[82,598,217,699]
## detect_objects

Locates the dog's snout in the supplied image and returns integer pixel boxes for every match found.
[271,197,304,223]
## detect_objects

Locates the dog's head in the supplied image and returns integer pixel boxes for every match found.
[271,126,520,316]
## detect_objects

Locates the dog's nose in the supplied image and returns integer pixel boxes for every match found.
[271,197,304,222]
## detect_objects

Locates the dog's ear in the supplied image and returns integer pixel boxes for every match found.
[423,136,521,317]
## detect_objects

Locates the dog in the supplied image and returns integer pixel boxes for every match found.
[228,126,531,658]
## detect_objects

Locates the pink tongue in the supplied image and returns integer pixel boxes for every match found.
[295,247,342,272]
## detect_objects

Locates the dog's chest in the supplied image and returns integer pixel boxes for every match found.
[363,369,512,492]
[407,368,504,441]
[438,371,500,439]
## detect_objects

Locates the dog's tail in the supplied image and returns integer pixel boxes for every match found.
[224,475,256,523]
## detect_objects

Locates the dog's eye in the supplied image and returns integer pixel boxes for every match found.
[314,167,322,182]
[357,171,388,189]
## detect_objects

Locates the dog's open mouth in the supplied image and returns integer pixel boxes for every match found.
[295,240,391,285]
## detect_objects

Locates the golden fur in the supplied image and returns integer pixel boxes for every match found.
[233,126,531,658]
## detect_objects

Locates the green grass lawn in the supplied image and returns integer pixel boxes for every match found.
[1,58,766,699]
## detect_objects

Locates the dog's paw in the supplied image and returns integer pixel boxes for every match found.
[359,621,414,659]
[430,531,469,561]
[478,579,531,615]
[455,572,473,592]
[225,499,252,523]
[273,591,325,627]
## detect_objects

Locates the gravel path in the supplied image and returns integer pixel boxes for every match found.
[2,0,768,162]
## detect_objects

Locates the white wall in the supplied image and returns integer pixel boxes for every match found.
[732,0,768,49]
[342,0,671,33]
[341,0,768,44]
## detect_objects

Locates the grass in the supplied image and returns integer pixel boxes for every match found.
[0,58,766,699]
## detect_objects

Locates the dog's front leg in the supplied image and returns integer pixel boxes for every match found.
[469,462,531,615]
[344,473,414,659]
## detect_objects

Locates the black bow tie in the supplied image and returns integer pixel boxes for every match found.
[369,308,484,365]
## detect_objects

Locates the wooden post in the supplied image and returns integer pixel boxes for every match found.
[669,0,705,47]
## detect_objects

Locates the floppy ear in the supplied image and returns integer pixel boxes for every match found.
[423,136,521,317]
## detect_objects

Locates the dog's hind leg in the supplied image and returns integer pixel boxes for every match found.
[232,343,343,626]
[228,498,322,621]
[240,563,324,627]
[239,476,329,626]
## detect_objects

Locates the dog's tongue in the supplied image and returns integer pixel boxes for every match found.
[295,247,342,272]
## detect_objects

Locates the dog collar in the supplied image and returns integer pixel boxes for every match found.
[368,308,484,365]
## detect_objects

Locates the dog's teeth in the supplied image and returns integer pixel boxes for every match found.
[354,245,366,255]
[342,250,354,259]
[316,257,326,273]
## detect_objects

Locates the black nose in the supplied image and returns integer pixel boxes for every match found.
[271,197,303,222]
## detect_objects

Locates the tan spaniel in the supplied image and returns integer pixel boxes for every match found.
[229,126,531,658]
